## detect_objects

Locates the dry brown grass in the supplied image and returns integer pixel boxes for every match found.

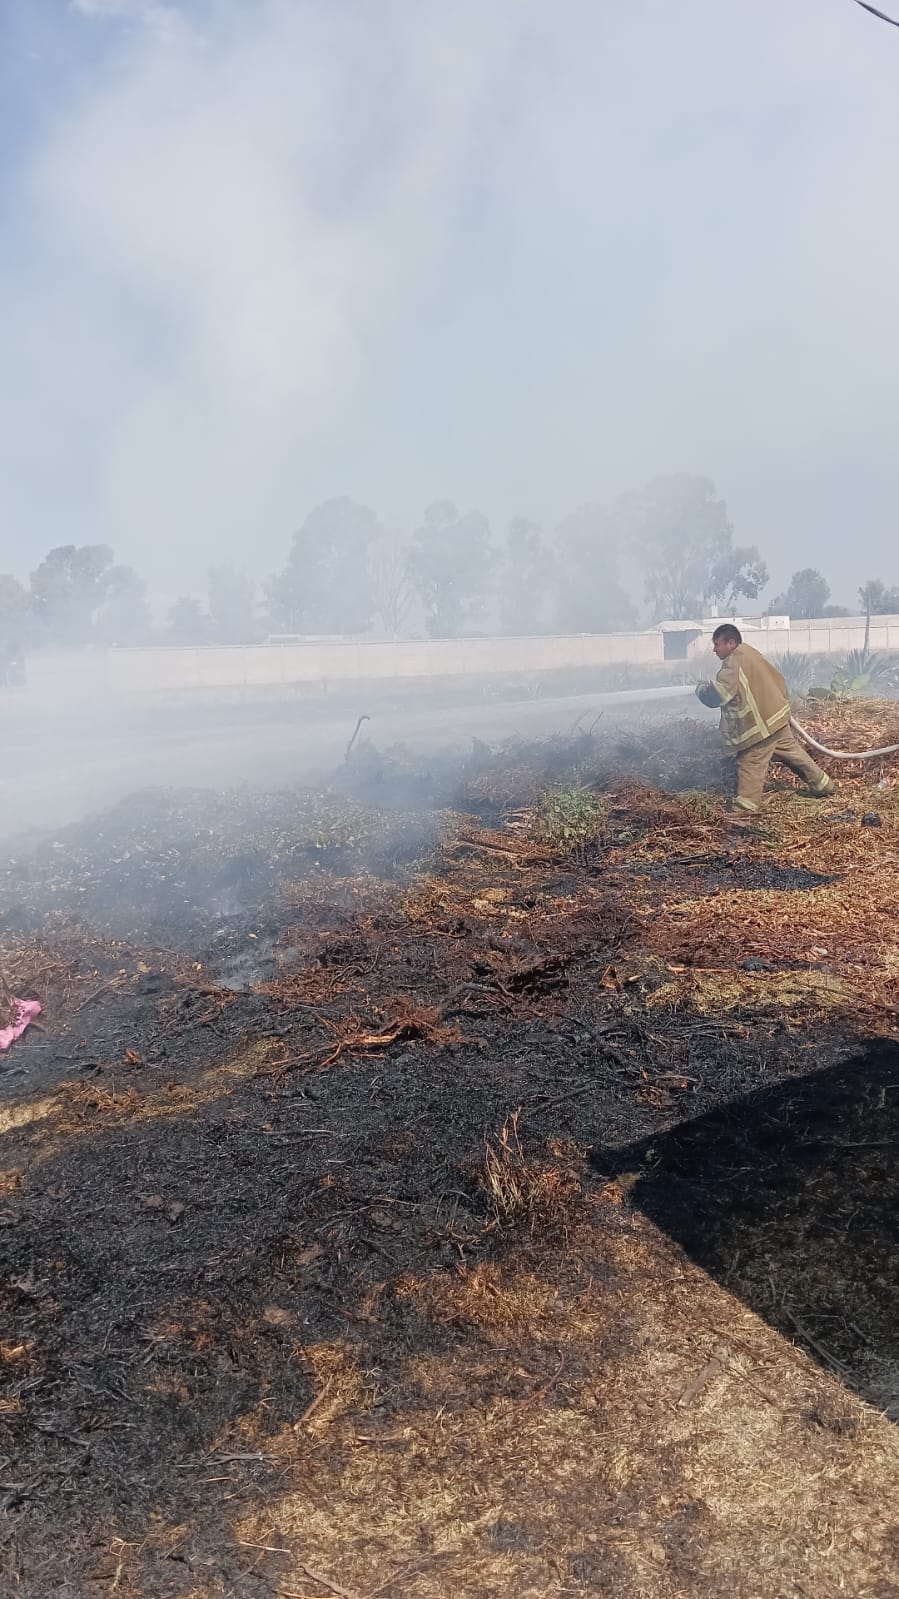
[647,845,898,1020]
[477,1111,582,1228]
[231,1212,899,1599]
[0,968,15,1031]
[228,1340,372,1453]
[399,1261,557,1335]
[646,966,857,1019]
[595,744,899,1027]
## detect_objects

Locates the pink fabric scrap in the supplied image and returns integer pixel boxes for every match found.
[0,998,42,1052]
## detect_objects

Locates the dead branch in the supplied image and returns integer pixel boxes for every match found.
[74,979,123,1014]
[678,1353,725,1408]
[294,1374,335,1431]
[272,1002,465,1075]
[293,1565,365,1599]
[785,1312,849,1375]
[345,714,370,761]
[513,1350,566,1410]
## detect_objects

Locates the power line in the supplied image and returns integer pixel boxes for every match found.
[854,0,899,27]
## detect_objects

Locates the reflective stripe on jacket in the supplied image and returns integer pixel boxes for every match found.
[696,643,792,751]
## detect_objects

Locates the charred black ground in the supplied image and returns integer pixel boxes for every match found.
[1,713,898,1599]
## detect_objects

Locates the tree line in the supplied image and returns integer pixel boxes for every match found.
[3,474,897,649]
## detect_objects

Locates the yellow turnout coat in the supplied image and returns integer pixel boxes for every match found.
[695,643,792,752]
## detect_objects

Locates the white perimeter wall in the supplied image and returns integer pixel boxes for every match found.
[16,615,899,702]
[23,630,663,701]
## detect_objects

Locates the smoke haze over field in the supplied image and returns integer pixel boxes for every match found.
[1,0,899,596]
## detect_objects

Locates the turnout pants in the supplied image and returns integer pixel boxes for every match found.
[734,728,834,815]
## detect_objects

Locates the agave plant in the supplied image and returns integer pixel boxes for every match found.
[808,647,899,701]
[774,652,818,697]
[843,648,897,688]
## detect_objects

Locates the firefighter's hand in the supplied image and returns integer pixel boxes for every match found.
[695,681,720,709]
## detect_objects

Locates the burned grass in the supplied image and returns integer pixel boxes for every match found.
[1,710,899,1596]
[475,1111,583,1231]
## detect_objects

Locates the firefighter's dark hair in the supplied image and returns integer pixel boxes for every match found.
[712,623,742,646]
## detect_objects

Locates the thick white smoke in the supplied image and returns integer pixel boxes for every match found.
[1,0,898,594]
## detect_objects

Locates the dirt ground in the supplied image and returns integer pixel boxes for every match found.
[1,708,899,1599]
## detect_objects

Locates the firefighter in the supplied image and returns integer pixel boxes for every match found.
[695,624,836,824]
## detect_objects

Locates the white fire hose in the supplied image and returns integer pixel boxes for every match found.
[790,717,899,761]
[577,683,899,762]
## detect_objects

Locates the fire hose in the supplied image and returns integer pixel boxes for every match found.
[575,684,899,762]
[790,717,899,761]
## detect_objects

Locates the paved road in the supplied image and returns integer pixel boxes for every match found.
[0,685,702,839]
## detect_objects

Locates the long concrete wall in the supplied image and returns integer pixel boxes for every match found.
[702,615,899,658]
[13,614,899,704]
[112,629,665,692]
[21,629,666,702]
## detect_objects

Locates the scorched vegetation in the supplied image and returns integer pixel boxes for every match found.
[1,706,899,1598]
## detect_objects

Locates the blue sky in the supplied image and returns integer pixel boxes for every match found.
[1,0,899,606]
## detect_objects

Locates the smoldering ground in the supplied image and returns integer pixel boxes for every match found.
[2,706,899,1597]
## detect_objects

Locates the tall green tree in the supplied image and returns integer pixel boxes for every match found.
[29,544,148,646]
[553,505,635,632]
[167,595,211,644]
[95,565,153,645]
[208,564,259,643]
[499,518,556,634]
[495,514,553,633]
[858,579,899,616]
[265,497,380,634]
[29,544,114,645]
[705,546,770,614]
[406,501,494,637]
[634,476,767,620]
[0,574,31,651]
[769,568,832,619]
[370,537,415,635]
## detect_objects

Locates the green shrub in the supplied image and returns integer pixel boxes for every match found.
[533,784,604,858]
